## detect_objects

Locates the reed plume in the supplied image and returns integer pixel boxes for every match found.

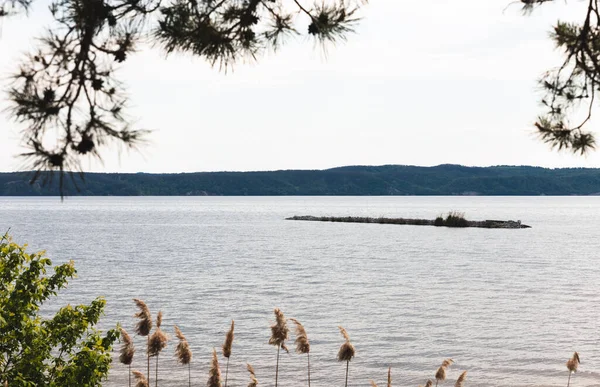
[148,311,168,387]
[174,325,192,387]
[247,363,258,387]
[435,366,446,386]
[290,318,311,387]
[133,299,152,382]
[269,308,289,387]
[133,299,153,336]
[566,352,580,387]
[388,367,391,387]
[119,328,135,387]
[133,370,149,387]
[222,320,235,387]
[337,326,355,387]
[435,358,453,387]
[454,371,467,387]
[208,348,222,387]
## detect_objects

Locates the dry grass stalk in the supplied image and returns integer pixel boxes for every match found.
[566,352,580,387]
[148,328,168,357]
[435,358,453,386]
[208,348,223,387]
[133,299,153,382]
[337,326,355,362]
[455,371,467,387]
[387,367,391,387]
[133,299,152,336]
[247,363,258,387]
[223,320,235,387]
[156,311,163,329]
[148,312,168,387]
[290,318,311,387]
[337,326,355,387]
[223,320,235,358]
[435,366,446,383]
[441,359,454,369]
[119,328,135,365]
[269,308,289,387]
[174,326,192,365]
[289,318,310,354]
[269,308,289,347]
[119,328,135,387]
[174,325,192,387]
[567,352,580,373]
[132,370,149,387]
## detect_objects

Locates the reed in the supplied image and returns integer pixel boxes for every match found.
[148,311,168,387]
[566,352,580,387]
[435,358,453,387]
[222,320,235,387]
[133,370,149,387]
[290,318,311,387]
[208,348,223,387]
[454,371,467,387]
[119,328,135,387]
[269,308,289,387]
[174,325,192,387]
[133,299,153,382]
[337,326,355,387]
[247,363,258,387]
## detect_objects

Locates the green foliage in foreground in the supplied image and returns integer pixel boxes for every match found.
[0,233,119,386]
[3,164,600,196]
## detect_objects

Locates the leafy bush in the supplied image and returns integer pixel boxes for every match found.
[0,233,119,386]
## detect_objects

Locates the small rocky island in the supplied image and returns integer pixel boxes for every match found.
[286,213,531,229]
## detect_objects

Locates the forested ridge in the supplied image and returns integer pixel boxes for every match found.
[2,164,600,196]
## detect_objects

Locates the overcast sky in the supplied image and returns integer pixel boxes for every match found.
[1,1,599,173]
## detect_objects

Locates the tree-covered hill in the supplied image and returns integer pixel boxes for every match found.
[2,165,600,196]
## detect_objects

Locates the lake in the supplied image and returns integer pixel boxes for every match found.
[1,196,599,387]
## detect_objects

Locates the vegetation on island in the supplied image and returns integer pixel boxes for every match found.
[3,164,600,196]
[288,212,529,228]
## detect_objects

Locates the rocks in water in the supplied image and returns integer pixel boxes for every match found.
[286,215,531,229]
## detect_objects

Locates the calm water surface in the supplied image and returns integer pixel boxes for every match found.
[1,196,599,387]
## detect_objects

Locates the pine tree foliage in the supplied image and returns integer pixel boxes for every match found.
[527,0,600,154]
[1,0,367,190]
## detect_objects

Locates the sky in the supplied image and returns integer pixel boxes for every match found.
[1,0,600,173]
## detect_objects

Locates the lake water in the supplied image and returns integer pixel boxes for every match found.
[1,196,599,387]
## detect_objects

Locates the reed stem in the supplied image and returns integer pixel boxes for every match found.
[275,344,281,387]
[307,352,311,387]
[345,360,349,387]
[225,357,230,387]
[155,354,159,387]
[147,336,150,385]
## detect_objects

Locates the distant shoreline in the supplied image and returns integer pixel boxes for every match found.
[3,164,600,196]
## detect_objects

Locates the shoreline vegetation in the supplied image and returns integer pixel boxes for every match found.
[287,212,531,229]
[4,165,600,196]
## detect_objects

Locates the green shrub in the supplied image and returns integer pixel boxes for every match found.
[0,233,119,386]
